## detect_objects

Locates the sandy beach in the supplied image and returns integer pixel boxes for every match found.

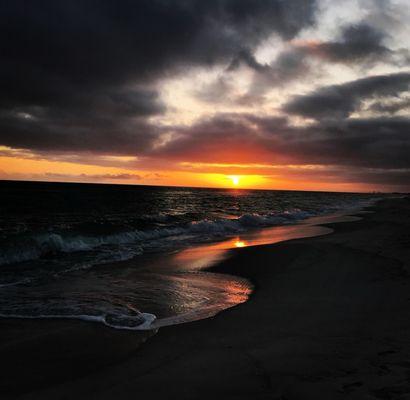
[1,196,410,399]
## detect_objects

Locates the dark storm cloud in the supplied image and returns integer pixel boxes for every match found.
[0,110,160,154]
[275,117,410,170]
[267,23,391,83]
[306,23,391,64]
[232,23,390,77]
[368,98,410,114]
[199,22,396,107]
[340,168,410,186]
[283,72,410,119]
[248,23,397,97]
[0,0,317,154]
[1,0,317,84]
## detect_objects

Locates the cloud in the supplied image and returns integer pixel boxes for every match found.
[151,113,274,163]
[227,49,270,73]
[244,48,311,101]
[283,72,410,119]
[1,1,318,94]
[194,76,235,104]
[0,0,318,155]
[302,23,391,64]
[149,111,410,187]
[251,22,401,96]
[367,98,410,114]
[0,111,161,154]
[278,117,410,170]
[44,173,141,181]
[203,22,398,106]
[1,1,409,191]
[195,47,311,105]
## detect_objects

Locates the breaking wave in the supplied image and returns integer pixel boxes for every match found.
[0,202,376,267]
[0,209,318,266]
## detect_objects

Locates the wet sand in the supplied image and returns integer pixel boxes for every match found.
[2,196,410,399]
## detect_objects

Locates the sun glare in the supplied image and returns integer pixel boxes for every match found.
[229,175,240,186]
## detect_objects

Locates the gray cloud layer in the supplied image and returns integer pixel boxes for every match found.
[0,0,317,154]
[305,23,391,64]
[283,72,410,119]
[152,111,410,171]
[197,21,405,105]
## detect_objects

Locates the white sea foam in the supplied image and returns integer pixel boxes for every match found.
[0,311,157,330]
[0,201,378,267]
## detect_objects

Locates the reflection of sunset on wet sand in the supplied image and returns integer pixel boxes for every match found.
[171,213,360,272]
[155,212,361,328]
[151,272,252,329]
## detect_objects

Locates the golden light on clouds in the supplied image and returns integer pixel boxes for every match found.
[234,239,246,248]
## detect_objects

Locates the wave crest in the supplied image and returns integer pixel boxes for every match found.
[0,205,371,267]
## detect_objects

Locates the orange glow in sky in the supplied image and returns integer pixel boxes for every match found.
[0,152,383,192]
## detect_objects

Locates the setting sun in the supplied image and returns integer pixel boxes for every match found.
[229,175,240,186]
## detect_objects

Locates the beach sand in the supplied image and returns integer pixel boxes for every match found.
[1,196,410,399]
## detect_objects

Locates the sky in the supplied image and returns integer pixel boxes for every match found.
[0,0,409,192]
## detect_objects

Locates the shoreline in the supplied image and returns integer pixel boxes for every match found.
[0,205,366,333]
[0,207,364,334]
[2,196,410,399]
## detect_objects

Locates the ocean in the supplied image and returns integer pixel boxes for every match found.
[0,180,381,330]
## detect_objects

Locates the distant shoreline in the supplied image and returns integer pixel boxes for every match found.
[0,178,397,194]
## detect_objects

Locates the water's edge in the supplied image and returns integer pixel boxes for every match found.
[2,209,367,333]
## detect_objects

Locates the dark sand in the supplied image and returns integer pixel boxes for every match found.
[1,197,410,399]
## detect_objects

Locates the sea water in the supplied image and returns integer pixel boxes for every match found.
[0,180,381,330]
